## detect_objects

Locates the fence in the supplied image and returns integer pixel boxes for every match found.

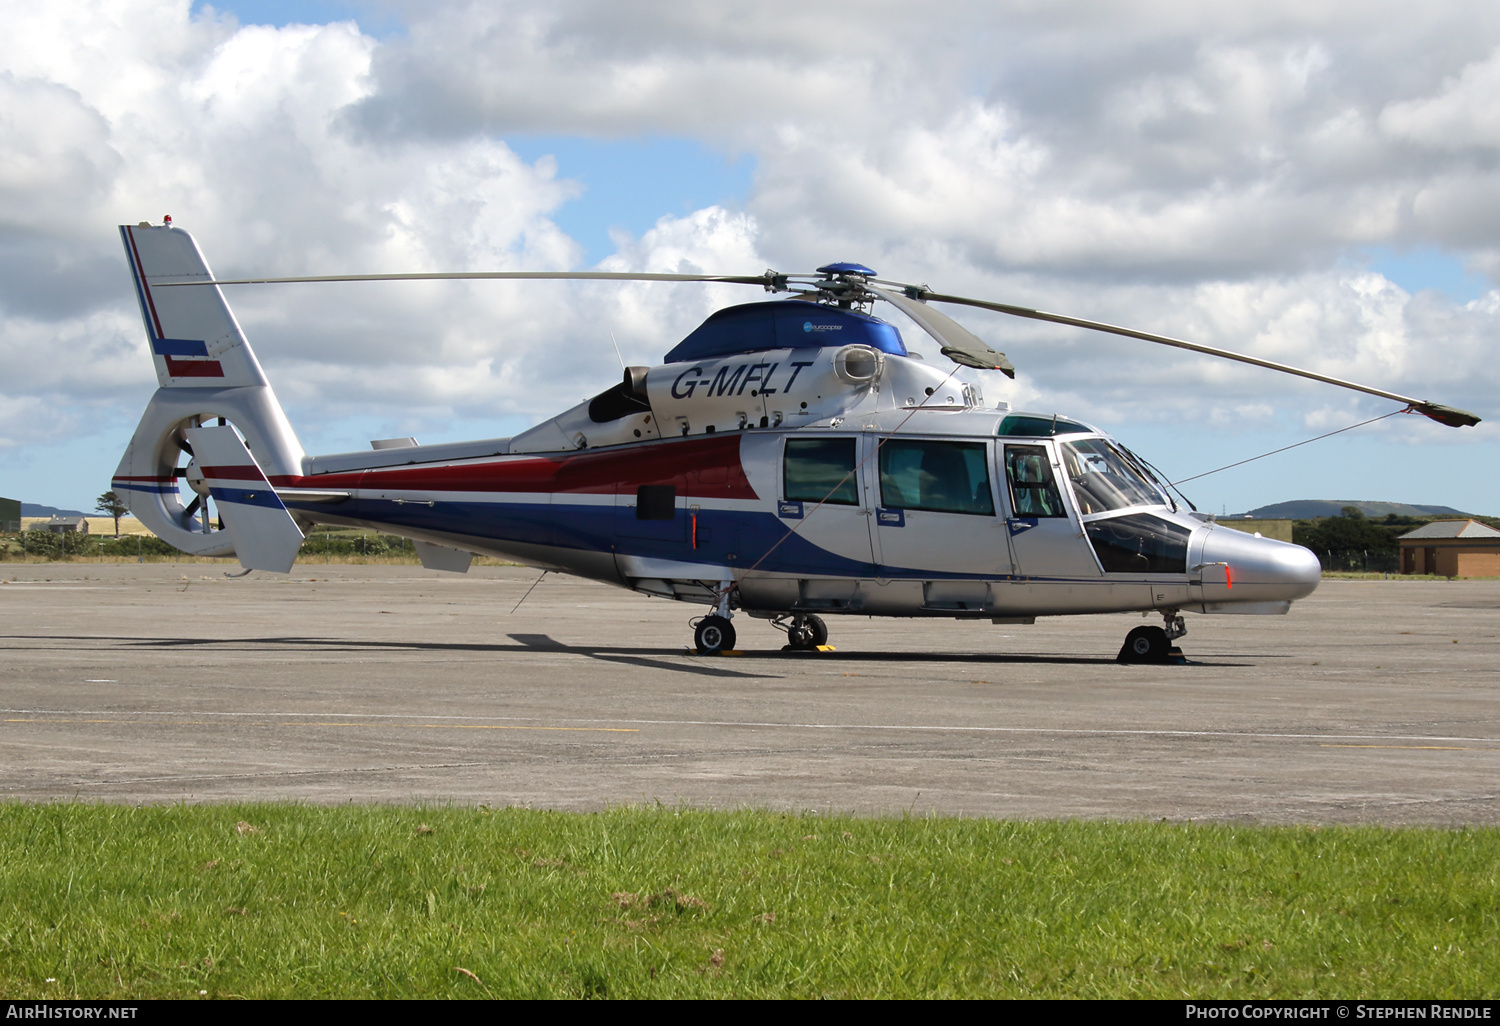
[296,532,414,559]
[1,529,417,562]
[1316,549,1401,573]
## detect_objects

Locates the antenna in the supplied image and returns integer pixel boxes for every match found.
[608,329,626,372]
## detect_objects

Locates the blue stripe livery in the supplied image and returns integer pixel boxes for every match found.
[152,339,210,357]
[208,487,289,511]
[112,479,177,495]
[275,496,1014,580]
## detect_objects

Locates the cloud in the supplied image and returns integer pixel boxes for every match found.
[0,1,598,444]
[0,0,1495,514]
[1379,47,1500,151]
[347,0,944,142]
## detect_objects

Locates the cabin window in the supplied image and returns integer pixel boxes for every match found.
[879,440,994,516]
[783,438,858,505]
[1004,444,1066,518]
[636,485,676,520]
[1086,513,1190,573]
[1060,439,1167,515]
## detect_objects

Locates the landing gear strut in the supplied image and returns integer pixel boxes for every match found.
[693,577,738,654]
[784,614,828,651]
[1118,610,1186,664]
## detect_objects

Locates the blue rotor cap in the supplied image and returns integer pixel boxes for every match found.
[816,262,877,276]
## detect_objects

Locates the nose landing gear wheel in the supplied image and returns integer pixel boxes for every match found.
[1118,625,1170,663]
[785,614,828,651]
[694,615,736,655]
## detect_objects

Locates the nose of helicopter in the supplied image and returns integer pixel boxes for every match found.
[1199,525,1322,602]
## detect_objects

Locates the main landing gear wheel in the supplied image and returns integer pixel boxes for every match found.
[785,614,828,651]
[1119,625,1170,664]
[694,615,736,655]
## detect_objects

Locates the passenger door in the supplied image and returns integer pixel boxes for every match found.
[1001,441,1102,579]
[774,435,877,576]
[869,437,1011,578]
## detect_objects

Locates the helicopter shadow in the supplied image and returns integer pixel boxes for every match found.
[511,634,1264,668]
[3,633,1258,672]
[497,634,1185,671]
[5,633,770,680]
[752,647,1257,668]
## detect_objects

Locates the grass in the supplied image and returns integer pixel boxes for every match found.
[0,526,522,566]
[0,805,1496,999]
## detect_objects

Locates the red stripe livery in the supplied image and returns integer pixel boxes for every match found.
[163,356,224,377]
[276,434,759,500]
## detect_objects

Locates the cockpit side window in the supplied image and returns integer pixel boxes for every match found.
[1060,438,1168,515]
[1004,444,1066,518]
[783,437,859,505]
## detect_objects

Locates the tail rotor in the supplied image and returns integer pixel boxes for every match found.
[173,421,212,532]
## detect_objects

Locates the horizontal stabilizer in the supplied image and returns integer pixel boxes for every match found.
[184,425,305,573]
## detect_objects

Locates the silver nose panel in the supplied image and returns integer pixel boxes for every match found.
[1199,527,1321,603]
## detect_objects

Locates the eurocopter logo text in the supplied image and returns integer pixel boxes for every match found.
[803,321,843,333]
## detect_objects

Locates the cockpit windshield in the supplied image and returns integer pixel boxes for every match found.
[1061,438,1169,515]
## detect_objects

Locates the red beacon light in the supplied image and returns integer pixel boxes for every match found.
[163,214,172,226]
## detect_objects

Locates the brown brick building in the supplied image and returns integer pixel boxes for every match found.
[1398,520,1500,577]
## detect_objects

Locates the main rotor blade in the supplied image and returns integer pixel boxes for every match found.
[865,284,1015,377]
[159,271,779,287]
[155,261,1478,428]
[907,288,1480,428]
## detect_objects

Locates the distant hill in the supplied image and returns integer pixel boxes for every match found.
[21,503,90,518]
[1237,500,1472,520]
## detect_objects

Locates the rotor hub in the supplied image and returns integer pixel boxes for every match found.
[809,263,878,311]
[183,459,210,499]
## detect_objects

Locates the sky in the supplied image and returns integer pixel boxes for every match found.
[1,0,1497,517]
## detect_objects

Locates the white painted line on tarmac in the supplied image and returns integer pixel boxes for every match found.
[2,708,1497,746]
[2,717,636,733]
[58,763,499,787]
[609,718,1500,745]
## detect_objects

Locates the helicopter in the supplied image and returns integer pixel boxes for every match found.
[110,220,1481,662]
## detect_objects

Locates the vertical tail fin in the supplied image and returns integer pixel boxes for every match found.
[120,223,271,389]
